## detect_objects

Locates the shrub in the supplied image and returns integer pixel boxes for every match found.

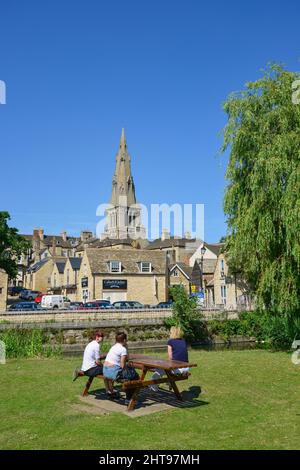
[165,286,206,343]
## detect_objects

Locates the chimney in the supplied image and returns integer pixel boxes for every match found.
[60,231,67,242]
[161,229,170,241]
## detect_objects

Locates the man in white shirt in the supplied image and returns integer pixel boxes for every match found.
[73,331,105,381]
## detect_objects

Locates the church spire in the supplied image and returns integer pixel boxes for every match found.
[120,128,126,149]
[102,129,146,240]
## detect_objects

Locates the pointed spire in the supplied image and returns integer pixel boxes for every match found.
[120,128,126,149]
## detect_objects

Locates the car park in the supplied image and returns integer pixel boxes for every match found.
[8,302,42,312]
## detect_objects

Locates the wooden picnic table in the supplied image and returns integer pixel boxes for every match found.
[80,353,197,412]
[125,354,197,411]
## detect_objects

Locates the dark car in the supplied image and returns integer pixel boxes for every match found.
[155,301,173,308]
[79,300,111,310]
[112,301,144,309]
[8,286,24,296]
[8,302,42,312]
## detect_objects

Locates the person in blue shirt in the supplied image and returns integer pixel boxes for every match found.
[150,326,189,392]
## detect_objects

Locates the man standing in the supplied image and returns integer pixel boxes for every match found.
[73,331,105,381]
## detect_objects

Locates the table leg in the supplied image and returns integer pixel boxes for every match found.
[166,370,183,401]
[82,376,94,397]
[127,366,148,411]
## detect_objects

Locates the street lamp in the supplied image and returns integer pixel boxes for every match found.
[197,245,206,291]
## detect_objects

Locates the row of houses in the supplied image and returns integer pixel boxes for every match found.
[22,234,250,309]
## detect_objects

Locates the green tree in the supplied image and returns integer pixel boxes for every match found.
[167,286,205,342]
[221,64,300,316]
[0,212,29,278]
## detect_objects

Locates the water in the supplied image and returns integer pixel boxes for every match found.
[63,341,257,357]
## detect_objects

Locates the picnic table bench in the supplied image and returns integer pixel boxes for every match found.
[79,354,197,411]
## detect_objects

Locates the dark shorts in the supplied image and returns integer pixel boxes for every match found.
[84,364,103,377]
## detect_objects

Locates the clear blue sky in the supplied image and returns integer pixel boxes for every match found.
[1,0,300,242]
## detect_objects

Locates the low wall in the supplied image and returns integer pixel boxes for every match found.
[0,308,240,350]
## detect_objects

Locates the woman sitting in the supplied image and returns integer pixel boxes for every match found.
[103,332,139,403]
[150,326,189,391]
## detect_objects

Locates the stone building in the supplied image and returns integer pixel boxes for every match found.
[101,129,146,240]
[25,258,55,292]
[77,248,167,305]
[50,260,67,293]
[61,257,82,301]
[0,269,8,311]
[207,251,249,310]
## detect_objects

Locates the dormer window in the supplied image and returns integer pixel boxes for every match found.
[140,262,151,273]
[110,261,121,273]
[172,268,179,277]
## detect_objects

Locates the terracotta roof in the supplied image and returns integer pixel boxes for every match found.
[85,248,167,275]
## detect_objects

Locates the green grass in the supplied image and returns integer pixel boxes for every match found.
[0,350,299,450]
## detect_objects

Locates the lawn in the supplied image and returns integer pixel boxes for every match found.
[0,350,299,450]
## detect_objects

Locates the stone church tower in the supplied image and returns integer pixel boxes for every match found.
[102,129,146,240]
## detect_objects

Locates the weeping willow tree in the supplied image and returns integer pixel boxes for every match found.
[221,64,300,316]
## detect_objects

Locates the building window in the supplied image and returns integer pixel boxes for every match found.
[110,261,121,273]
[172,268,179,277]
[140,262,151,273]
[221,285,227,305]
[0,288,2,294]
[67,269,70,286]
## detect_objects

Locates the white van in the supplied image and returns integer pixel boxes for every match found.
[41,295,71,310]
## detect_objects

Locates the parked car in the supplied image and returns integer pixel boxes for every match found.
[79,300,111,310]
[8,302,42,312]
[20,290,40,301]
[155,301,173,308]
[112,301,144,309]
[34,292,47,303]
[19,289,31,300]
[41,295,71,310]
[69,301,84,310]
[8,286,24,296]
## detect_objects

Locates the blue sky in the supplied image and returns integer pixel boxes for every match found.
[1,0,300,242]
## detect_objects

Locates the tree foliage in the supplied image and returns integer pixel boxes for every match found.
[166,286,205,342]
[0,212,29,278]
[221,64,300,316]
